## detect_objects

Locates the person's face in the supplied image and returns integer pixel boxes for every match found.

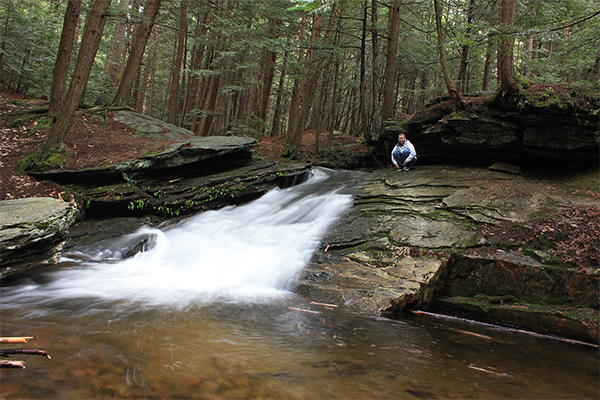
[398,134,406,145]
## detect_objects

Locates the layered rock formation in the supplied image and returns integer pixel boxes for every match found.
[297,166,599,343]
[383,91,599,170]
[0,197,78,279]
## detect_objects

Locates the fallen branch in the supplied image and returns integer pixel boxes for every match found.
[0,349,51,360]
[288,307,321,314]
[0,360,25,369]
[0,337,33,344]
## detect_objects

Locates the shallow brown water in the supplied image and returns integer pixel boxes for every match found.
[1,295,598,399]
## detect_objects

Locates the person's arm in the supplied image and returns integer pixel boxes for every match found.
[404,141,417,164]
[391,144,399,167]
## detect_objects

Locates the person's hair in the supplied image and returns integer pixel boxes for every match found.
[398,133,406,139]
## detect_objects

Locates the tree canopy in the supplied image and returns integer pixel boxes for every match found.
[1,0,598,155]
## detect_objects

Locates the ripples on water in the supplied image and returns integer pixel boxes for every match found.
[1,168,598,399]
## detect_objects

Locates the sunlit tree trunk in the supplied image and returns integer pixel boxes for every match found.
[138,29,159,115]
[270,51,288,137]
[48,0,81,121]
[524,36,534,78]
[482,34,493,91]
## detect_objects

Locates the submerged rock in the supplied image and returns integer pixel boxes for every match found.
[0,197,79,279]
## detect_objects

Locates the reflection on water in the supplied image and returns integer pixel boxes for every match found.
[1,168,598,399]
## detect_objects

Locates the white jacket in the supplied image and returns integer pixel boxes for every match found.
[391,140,417,166]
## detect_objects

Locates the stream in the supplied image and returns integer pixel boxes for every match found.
[1,168,598,399]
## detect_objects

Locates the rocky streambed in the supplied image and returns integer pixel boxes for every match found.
[2,108,598,345]
[297,165,599,344]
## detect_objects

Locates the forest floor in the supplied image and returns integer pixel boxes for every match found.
[0,89,369,201]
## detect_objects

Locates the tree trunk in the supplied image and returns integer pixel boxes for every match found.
[256,20,278,134]
[103,0,129,88]
[0,0,13,66]
[456,0,475,94]
[286,14,307,151]
[370,0,380,139]
[482,34,492,91]
[359,1,369,143]
[182,7,212,128]
[381,0,402,122]
[48,0,81,120]
[112,0,162,107]
[524,36,534,78]
[168,0,188,125]
[325,52,339,155]
[138,29,159,115]
[286,5,336,157]
[43,0,112,152]
[270,51,288,137]
[434,0,464,108]
[495,0,518,98]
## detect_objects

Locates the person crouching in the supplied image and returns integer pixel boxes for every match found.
[391,133,417,171]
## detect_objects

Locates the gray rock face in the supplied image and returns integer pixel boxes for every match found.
[384,103,599,170]
[0,197,79,279]
[75,160,312,218]
[296,165,599,343]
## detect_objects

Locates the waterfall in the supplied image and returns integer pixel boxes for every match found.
[2,168,358,309]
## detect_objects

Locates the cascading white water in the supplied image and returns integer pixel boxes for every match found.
[2,168,356,308]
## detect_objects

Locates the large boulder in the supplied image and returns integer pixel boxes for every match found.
[0,197,79,280]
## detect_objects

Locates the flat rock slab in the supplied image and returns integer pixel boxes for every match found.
[33,111,259,183]
[298,165,599,324]
[113,110,195,139]
[0,197,78,279]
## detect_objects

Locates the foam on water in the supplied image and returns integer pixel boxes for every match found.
[2,168,355,307]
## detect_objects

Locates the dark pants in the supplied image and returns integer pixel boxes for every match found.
[392,149,416,168]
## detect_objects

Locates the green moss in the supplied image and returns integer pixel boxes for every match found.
[16,147,73,173]
[35,221,51,230]
[569,170,600,193]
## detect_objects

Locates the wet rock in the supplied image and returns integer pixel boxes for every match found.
[0,197,79,280]
[488,162,521,175]
[73,160,311,218]
[297,165,599,343]
[429,297,599,344]
[442,251,599,308]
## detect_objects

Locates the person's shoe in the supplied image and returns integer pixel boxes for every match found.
[403,167,410,171]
